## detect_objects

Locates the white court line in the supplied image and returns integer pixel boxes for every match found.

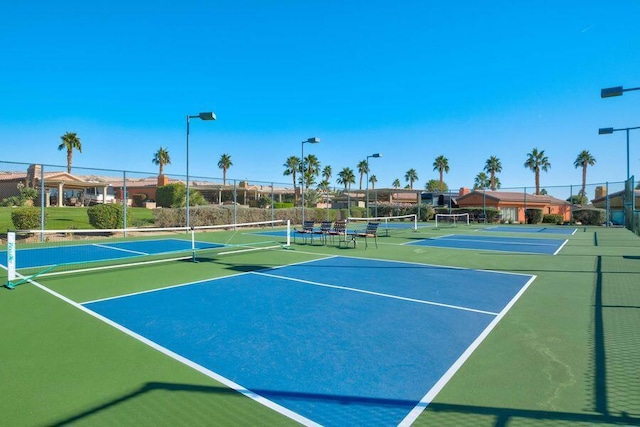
[435,236,562,247]
[553,239,570,255]
[252,271,499,316]
[399,274,538,426]
[91,243,149,255]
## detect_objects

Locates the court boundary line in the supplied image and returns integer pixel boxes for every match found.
[91,243,149,256]
[287,249,536,279]
[80,254,337,305]
[19,275,322,427]
[401,237,564,255]
[252,270,500,315]
[399,273,538,426]
[422,234,564,246]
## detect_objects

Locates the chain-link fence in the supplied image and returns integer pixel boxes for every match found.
[2,160,639,236]
[0,160,295,232]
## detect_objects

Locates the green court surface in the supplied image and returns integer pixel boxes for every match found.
[1,224,639,426]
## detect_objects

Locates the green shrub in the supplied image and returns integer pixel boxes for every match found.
[132,193,147,207]
[525,208,543,224]
[11,207,46,230]
[542,214,564,225]
[156,183,186,208]
[87,204,128,229]
[572,208,606,226]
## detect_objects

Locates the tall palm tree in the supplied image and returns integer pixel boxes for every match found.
[524,148,551,195]
[474,172,490,190]
[322,165,332,183]
[357,160,369,190]
[152,147,171,176]
[573,150,596,204]
[484,156,502,191]
[433,155,449,192]
[404,168,418,189]
[283,156,301,202]
[369,174,377,190]
[217,153,233,185]
[301,154,321,190]
[336,167,355,191]
[58,132,82,173]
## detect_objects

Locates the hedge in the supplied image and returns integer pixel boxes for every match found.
[11,207,47,230]
[87,203,129,229]
[572,208,606,226]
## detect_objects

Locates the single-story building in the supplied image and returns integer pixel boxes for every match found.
[456,189,572,223]
[591,188,640,225]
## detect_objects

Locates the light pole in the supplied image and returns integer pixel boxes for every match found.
[365,153,381,218]
[598,126,640,180]
[601,85,640,98]
[186,112,216,228]
[301,137,320,224]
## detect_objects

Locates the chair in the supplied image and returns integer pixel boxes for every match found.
[293,220,315,244]
[314,220,333,245]
[352,222,380,249]
[328,220,351,247]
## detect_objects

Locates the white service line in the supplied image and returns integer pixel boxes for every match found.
[252,271,499,316]
[91,243,149,255]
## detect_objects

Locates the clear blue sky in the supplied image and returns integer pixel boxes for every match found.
[2,1,640,195]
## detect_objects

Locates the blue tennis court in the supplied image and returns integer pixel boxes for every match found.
[485,225,577,235]
[1,239,223,270]
[82,256,534,426]
[406,234,567,254]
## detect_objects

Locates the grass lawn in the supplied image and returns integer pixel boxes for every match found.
[0,206,156,231]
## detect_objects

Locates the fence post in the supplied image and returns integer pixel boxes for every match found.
[40,165,45,241]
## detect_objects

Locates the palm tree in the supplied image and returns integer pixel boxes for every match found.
[404,168,418,189]
[58,132,82,173]
[337,167,356,214]
[574,150,596,204]
[152,147,171,176]
[433,155,449,192]
[357,160,369,190]
[283,156,301,202]
[524,148,551,195]
[369,174,377,190]
[484,156,502,191]
[392,179,401,189]
[301,154,321,190]
[474,172,490,190]
[322,165,332,183]
[218,153,233,185]
[336,167,356,191]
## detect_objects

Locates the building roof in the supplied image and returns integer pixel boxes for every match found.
[457,190,570,206]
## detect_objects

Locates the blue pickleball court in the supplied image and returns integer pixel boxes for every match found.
[83,256,535,426]
[406,234,567,255]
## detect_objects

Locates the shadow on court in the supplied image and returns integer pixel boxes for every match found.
[47,381,640,426]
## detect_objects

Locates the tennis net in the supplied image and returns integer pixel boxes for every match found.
[435,213,470,228]
[347,214,417,235]
[4,220,290,289]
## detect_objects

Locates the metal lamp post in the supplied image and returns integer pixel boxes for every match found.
[598,126,640,180]
[601,85,640,98]
[365,153,381,217]
[301,137,320,224]
[186,112,216,228]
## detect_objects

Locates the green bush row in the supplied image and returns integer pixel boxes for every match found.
[572,208,606,226]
